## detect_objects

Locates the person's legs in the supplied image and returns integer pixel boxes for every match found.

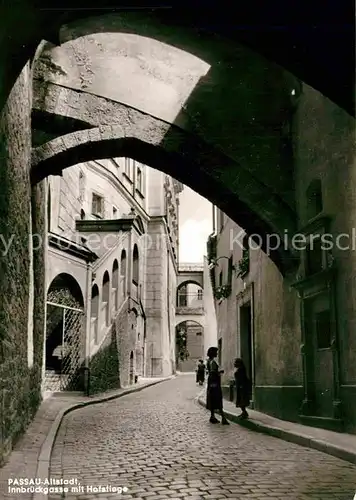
[239,405,249,419]
[219,409,230,425]
[210,410,219,423]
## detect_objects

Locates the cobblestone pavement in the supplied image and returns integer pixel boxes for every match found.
[48,374,356,500]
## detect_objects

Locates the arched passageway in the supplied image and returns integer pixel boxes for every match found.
[91,284,99,344]
[120,250,127,298]
[112,260,119,313]
[102,271,110,328]
[27,8,354,276]
[132,244,139,300]
[45,273,84,392]
[176,282,203,308]
[0,6,353,118]
[31,128,294,274]
[175,320,204,373]
[132,245,139,285]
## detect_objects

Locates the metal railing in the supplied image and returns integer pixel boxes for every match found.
[177,292,203,307]
[178,262,204,272]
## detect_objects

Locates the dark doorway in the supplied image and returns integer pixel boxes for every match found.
[239,302,253,390]
[304,292,334,419]
[129,351,134,385]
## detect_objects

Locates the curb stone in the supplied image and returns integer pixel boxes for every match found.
[197,394,356,466]
[33,376,175,500]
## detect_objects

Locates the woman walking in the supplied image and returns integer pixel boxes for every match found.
[234,357,252,419]
[196,359,206,385]
[206,347,229,425]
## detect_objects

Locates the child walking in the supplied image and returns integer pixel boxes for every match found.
[234,357,252,419]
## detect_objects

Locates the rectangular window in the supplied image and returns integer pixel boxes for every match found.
[197,289,203,301]
[137,167,143,193]
[228,256,233,286]
[219,271,223,287]
[124,158,131,177]
[92,193,104,218]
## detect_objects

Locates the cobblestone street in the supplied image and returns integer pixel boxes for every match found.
[49,374,356,500]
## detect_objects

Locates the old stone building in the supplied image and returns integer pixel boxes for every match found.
[0,4,354,466]
[210,189,356,435]
[45,156,184,395]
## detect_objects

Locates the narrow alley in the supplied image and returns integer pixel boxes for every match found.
[48,374,356,500]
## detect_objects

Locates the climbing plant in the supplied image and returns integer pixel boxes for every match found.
[176,327,189,362]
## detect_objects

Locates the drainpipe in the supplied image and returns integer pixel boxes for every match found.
[167,248,171,373]
[84,261,93,396]
[139,287,147,377]
[127,231,132,299]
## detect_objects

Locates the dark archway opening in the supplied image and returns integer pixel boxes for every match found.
[176,282,203,307]
[175,320,204,372]
[102,270,110,327]
[45,274,84,391]
[120,249,127,298]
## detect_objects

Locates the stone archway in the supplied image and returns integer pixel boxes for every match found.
[175,320,204,373]
[45,273,85,392]
[31,126,296,273]
[0,5,353,117]
[176,281,203,308]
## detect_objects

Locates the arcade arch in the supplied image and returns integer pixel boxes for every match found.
[175,320,204,372]
[45,273,84,391]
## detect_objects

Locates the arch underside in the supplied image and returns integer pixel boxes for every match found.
[175,317,205,328]
[47,272,84,307]
[177,278,204,290]
[0,4,354,118]
[32,85,297,273]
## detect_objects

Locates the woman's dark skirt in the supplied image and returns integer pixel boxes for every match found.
[206,383,223,411]
[235,387,250,408]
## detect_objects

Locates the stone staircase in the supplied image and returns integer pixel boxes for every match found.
[43,369,66,392]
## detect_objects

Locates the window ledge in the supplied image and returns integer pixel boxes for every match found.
[123,172,133,183]
[135,188,144,198]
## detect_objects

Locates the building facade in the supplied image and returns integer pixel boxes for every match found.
[45,156,184,395]
[210,195,356,434]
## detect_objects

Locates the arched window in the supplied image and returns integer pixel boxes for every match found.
[132,244,139,285]
[120,250,127,297]
[91,284,99,343]
[102,271,110,327]
[112,260,119,311]
[306,179,323,220]
[129,351,134,384]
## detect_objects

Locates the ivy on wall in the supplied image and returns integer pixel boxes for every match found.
[176,327,189,363]
[88,329,120,395]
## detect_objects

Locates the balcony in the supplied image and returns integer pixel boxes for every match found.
[178,263,204,273]
[176,292,204,315]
